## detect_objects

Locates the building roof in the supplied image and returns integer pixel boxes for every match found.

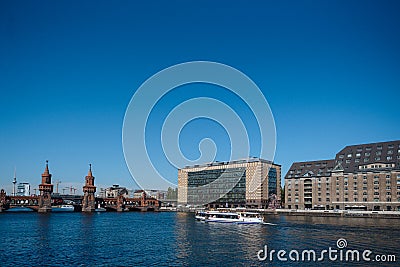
[285,159,335,180]
[181,157,277,170]
[334,140,400,173]
[285,140,400,179]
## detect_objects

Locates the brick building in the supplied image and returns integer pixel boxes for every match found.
[285,140,400,211]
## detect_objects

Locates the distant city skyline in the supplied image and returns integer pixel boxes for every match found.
[1,1,400,193]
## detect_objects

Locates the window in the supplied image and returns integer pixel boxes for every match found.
[377,145,383,150]
[376,151,382,156]
[387,156,392,160]
[388,150,393,155]
[326,198,330,201]
[356,153,361,157]
[388,144,394,149]
[374,192,379,195]
[363,192,367,195]
[366,147,372,151]
[375,157,381,161]
[365,152,370,156]
[386,180,391,185]
[354,198,358,202]
[386,187,391,191]
[346,160,351,164]
[363,198,367,202]
[347,154,352,158]
[364,158,370,162]
[338,155,344,159]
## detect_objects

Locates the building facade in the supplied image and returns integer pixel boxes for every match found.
[17,182,30,196]
[99,184,129,198]
[285,140,400,211]
[178,158,281,209]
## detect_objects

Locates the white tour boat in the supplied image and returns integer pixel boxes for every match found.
[195,210,264,224]
[52,204,75,212]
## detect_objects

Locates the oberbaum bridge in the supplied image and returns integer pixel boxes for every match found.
[0,161,160,212]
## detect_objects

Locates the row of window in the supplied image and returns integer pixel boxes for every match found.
[288,196,400,203]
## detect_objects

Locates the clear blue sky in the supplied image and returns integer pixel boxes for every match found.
[1,1,399,193]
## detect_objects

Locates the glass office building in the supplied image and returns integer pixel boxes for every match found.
[178,158,281,209]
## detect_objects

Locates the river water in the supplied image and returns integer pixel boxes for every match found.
[0,211,399,266]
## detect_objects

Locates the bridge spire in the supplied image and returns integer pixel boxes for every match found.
[88,163,93,177]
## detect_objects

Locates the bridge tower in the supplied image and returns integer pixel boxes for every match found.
[0,189,6,212]
[82,164,96,212]
[38,160,53,213]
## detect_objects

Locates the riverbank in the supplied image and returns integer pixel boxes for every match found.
[261,209,400,219]
[177,207,400,219]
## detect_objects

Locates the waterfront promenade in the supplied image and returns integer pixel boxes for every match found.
[179,207,400,219]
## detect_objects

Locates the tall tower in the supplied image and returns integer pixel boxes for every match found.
[38,160,53,213]
[12,168,17,196]
[82,164,96,212]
